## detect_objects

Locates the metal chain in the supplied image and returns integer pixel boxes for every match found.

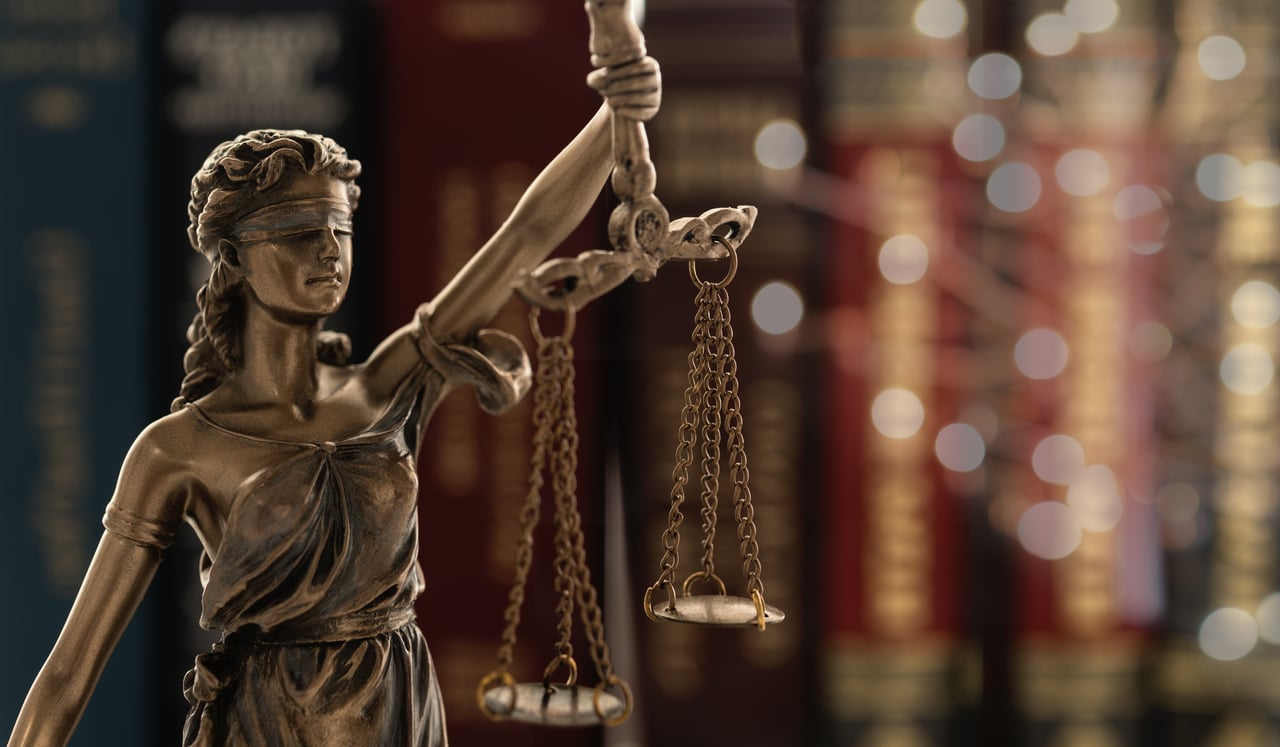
[548,335,579,662]
[653,283,711,592]
[717,288,764,596]
[696,286,727,579]
[492,321,564,673]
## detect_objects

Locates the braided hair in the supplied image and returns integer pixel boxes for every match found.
[172,130,362,411]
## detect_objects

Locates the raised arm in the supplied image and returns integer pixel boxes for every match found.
[424,58,661,343]
[9,534,161,747]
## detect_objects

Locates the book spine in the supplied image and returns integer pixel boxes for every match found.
[1151,3,1280,743]
[817,2,973,745]
[0,1,150,743]
[1000,3,1168,744]
[380,2,607,745]
[614,1,820,744]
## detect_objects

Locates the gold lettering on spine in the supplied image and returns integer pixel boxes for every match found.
[864,148,936,637]
[1056,164,1126,635]
[28,230,91,594]
[1211,152,1280,612]
[485,162,535,582]
[740,381,801,667]
[431,170,482,492]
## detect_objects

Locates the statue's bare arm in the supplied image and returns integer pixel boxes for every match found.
[363,59,660,396]
[9,417,196,747]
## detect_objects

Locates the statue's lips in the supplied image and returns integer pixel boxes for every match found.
[306,274,341,285]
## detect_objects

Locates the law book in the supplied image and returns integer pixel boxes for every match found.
[379,2,610,744]
[608,1,820,744]
[0,1,152,742]
[145,0,380,736]
[816,2,978,744]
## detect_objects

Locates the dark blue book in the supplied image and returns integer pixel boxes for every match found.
[0,1,152,744]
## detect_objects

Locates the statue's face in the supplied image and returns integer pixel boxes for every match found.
[232,172,354,321]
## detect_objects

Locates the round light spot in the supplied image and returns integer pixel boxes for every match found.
[1017,502,1082,560]
[754,119,807,171]
[878,234,930,285]
[968,53,1022,100]
[1055,149,1110,196]
[1066,464,1123,532]
[912,0,967,39]
[751,281,805,335]
[935,423,986,472]
[952,114,1005,162]
[1064,0,1119,33]
[1196,154,1244,202]
[1114,184,1163,221]
[1014,328,1069,380]
[1156,482,1200,521]
[1026,13,1079,56]
[1232,281,1280,329]
[1220,343,1274,395]
[1129,320,1173,362]
[987,161,1042,213]
[1199,607,1258,661]
[1032,434,1086,485]
[1256,593,1280,644]
[1198,35,1247,81]
[871,389,926,440]
[1241,160,1280,208]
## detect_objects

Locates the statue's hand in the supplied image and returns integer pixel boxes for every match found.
[588,56,661,122]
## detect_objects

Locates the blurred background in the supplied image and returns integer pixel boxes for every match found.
[3,0,1279,745]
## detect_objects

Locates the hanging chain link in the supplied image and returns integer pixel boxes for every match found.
[489,306,620,693]
[695,285,727,583]
[651,237,770,609]
[716,285,764,597]
[491,317,564,675]
[650,291,708,603]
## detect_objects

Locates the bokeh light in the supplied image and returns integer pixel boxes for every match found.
[754,119,807,170]
[1220,343,1275,395]
[1014,328,1069,380]
[871,389,926,439]
[1017,502,1083,560]
[1066,464,1123,532]
[1231,281,1280,329]
[1197,35,1247,81]
[1064,0,1119,33]
[987,162,1042,213]
[935,423,986,472]
[1196,154,1244,202]
[952,114,1005,162]
[1032,434,1086,485]
[968,53,1022,100]
[1241,160,1280,208]
[912,0,967,39]
[1055,149,1110,196]
[1199,607,1258,661]
[1026,13,1079,56]
[1257,593,1280,645]
[878,234,930,285]
[751,281,805,335]
[1129,321,1173,362]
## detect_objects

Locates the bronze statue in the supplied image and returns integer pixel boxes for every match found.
[7,53,662,746]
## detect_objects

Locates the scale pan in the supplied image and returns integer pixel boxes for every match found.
[651,593,785,627]
[482,683,628,727]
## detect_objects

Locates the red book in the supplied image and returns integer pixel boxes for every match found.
[380,2,608,745]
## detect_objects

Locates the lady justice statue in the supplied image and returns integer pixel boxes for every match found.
[7,25,668,747]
